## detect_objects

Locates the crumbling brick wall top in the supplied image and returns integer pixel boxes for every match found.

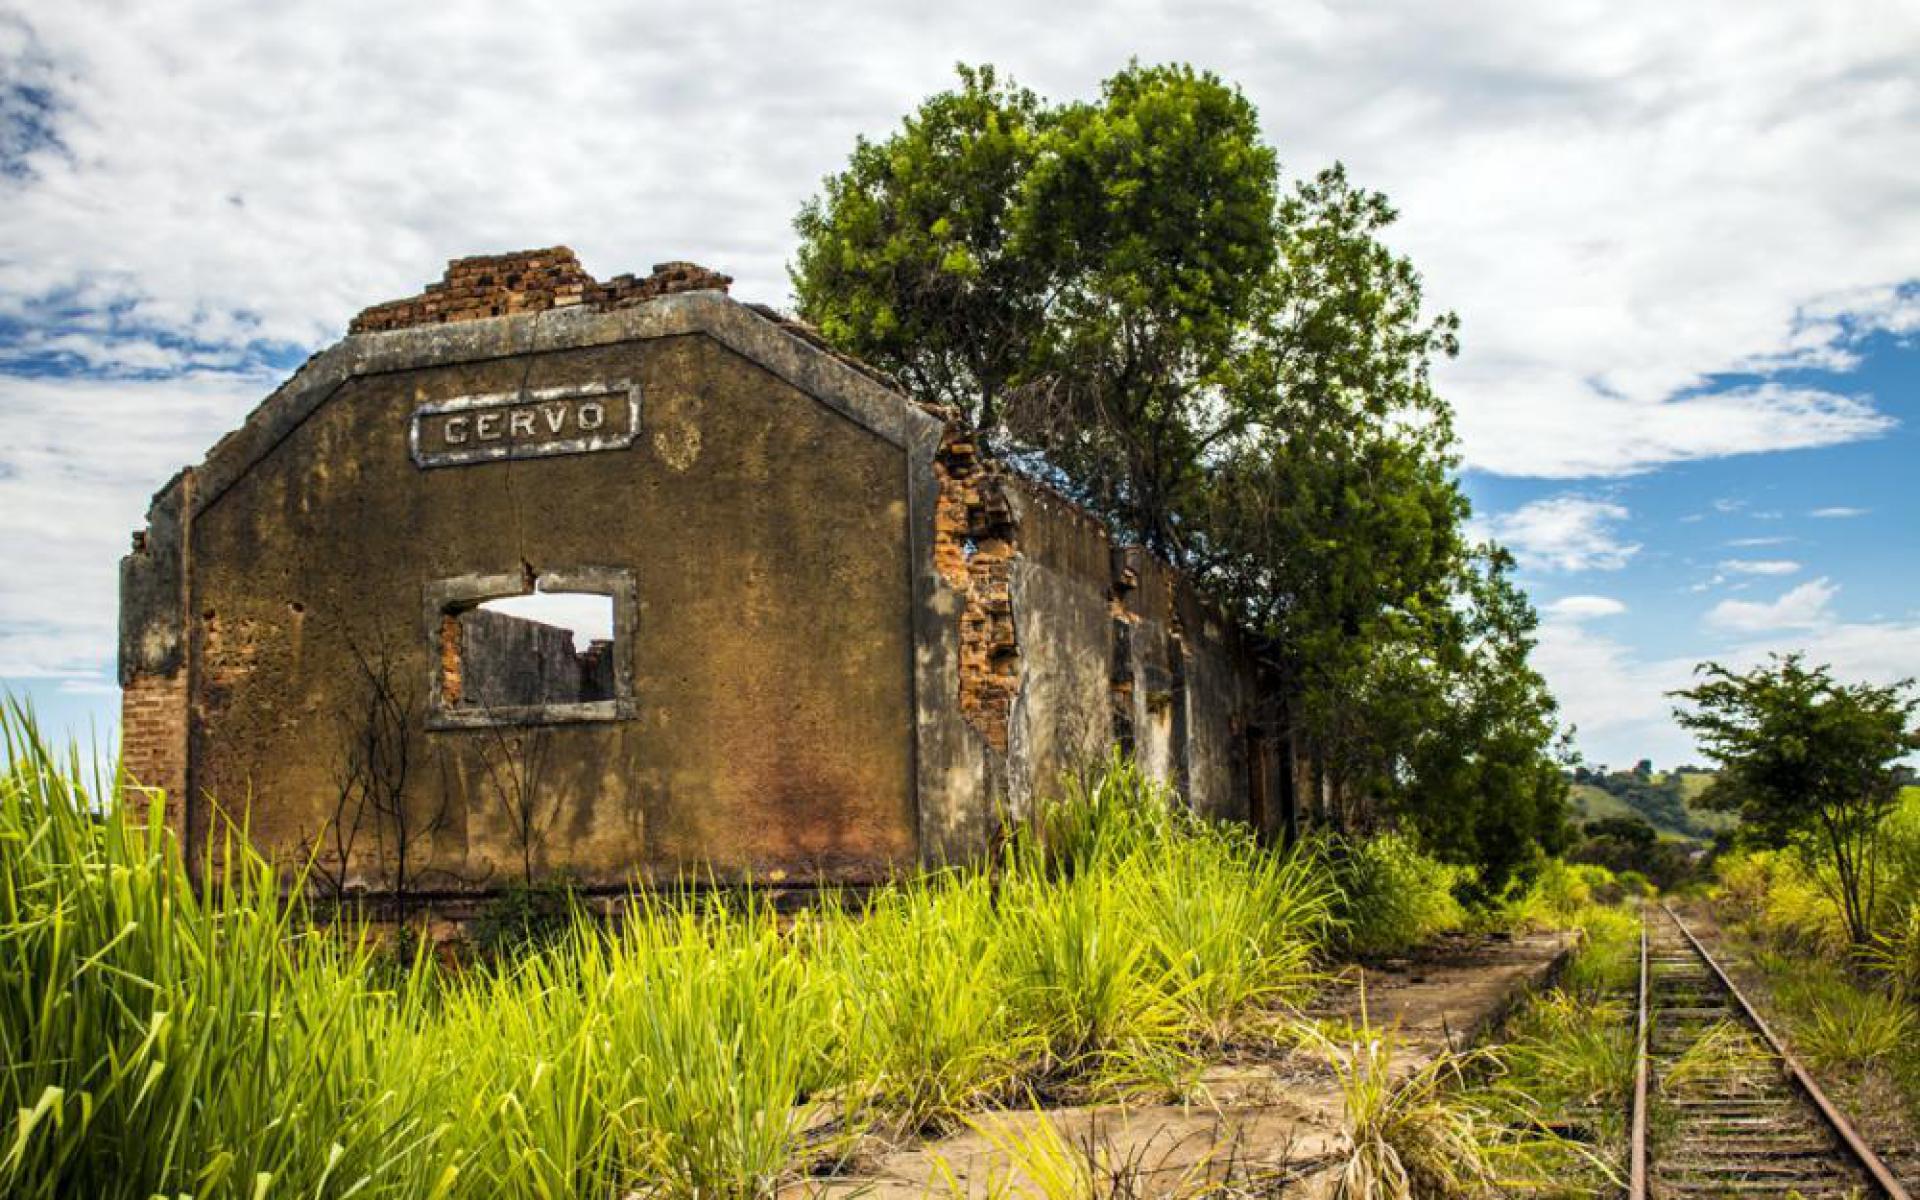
[349,248,734,334]
[933,429,1022,753]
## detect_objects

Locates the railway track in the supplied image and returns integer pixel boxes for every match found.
[1628,903,1912,1200]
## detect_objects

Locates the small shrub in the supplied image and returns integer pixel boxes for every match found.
[1490,992,1634,1113]
[1795,989,1916,1074]
[1315,1029,1495,1200]
[1865,901,1920,995]
[1122,828,1333,1044]
[468,873,582,959]
[1560,903,1641,997]
[1327,832,1468,958]
[1661,1022,1771,1097]
[819,873,1034,1132]
[999,867,1180,1073]
[596,894,837,1195]
[1016,749,1175,876]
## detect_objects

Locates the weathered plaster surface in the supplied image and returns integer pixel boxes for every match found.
[120,268,1293,899]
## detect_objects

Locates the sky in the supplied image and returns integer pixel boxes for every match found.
[1,0,1916,770]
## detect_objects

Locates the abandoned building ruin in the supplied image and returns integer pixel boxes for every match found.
[119,247,1303,901]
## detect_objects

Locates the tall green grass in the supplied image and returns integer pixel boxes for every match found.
[1325,831,1469,958]
[1,714,1347,1198]
[1712,789,1920,1125]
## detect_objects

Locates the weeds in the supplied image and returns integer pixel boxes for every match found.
[1315,1027,1496,1200]
[1795,988,1915,1075]
[1326,832,1469,958]
[819,873,1034,1133]
[1712,793,1920,1124]
[1864,901,1920,995]
[1460,886,1638,1198]
[0,709,1351,1198]
[1660,1022,1771,1096]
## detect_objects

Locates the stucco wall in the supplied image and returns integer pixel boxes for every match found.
[1002,481,1116,820]
[119,261,1298,903]
[994,478,1282,833]
[183,332,917,887]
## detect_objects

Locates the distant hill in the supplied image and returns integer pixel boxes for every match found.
[1567,765,1733,843]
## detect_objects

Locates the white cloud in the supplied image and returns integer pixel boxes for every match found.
[1534,611,1698,768]
[1810,506,1870,518]
[1539,598,1920,768]
[1726,536,1790,547]
[1706,577,1838,633]
[0,370,269,680]
[0,0,1911,481]
[1717,558,1800,576]
[1,0,1917,735]
[1477,495,1640,572]
[1456,380,1895,479]
[1544,595,1627,621]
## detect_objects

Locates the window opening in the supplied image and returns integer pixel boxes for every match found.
[427,568,634,728]
[442,591,616,710]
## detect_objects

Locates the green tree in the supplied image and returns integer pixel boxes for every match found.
[1192,166,1471,826]
[1007,63,1279,558]
[792,63,1571,888]
[792,65,1049,426]
[1673,654,1919,947]
[795,62,1278,559]
[1389,546,1571,891]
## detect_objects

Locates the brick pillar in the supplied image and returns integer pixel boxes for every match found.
[121,670,188,836]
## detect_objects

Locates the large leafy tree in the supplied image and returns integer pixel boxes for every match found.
[1674,655,1919,947]
[796,62,1278,559]
[1394,548,1571,892]
[1008,64,1278,558]
[792,63,1570,883]
[1193,166,1470,812]
[792,65,1049,425]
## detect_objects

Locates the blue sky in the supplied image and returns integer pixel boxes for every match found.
[1464,324,1920,767]
[1,0,1916,771]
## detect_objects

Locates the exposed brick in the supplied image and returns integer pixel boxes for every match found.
[121,670,187,837]
[348,248,734,334]
[933,426,1021,753]
[440,613,463,706]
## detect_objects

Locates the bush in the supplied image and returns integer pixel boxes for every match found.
[1316,1029,1496,1200]
[1325,832,1469,957]
[815,873,1031,1132]
[467,873,581,959]
[1715,849,1849,956]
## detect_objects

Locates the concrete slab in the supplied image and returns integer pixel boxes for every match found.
[787,928,1578,1197]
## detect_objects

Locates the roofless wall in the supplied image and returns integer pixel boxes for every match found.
[120,249,1296,900]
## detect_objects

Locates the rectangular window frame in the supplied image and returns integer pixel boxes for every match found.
[424,566,637,730]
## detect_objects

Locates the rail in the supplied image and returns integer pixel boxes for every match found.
[1628,902,1912,1199]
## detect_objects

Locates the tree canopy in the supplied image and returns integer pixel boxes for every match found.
[792,62,1570,889]
[1674,654,1919,946]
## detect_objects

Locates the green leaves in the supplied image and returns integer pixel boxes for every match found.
[1674,655,1919,946]
[795,62,1567,890]
[792,64,1049,425]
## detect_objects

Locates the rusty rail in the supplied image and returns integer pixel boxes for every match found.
[1628,912,1649,1200]
[1658,902,1912,1198]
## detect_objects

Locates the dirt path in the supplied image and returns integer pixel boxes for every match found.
[795,929,1577,1198]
